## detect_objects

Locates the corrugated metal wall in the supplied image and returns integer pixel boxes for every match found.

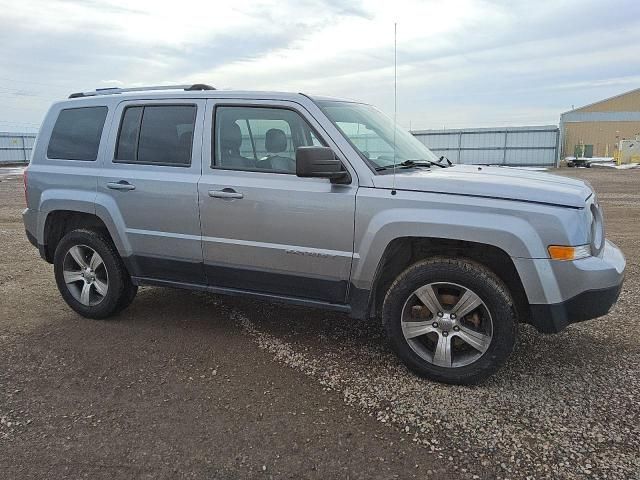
[412,126,559,167]
[1,128,561,167]
[0,132,36,164]
[561,121,640,158]
[559,112,640,158]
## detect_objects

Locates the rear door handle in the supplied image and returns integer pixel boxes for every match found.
[208,189,243,200]
[107,181,136,191]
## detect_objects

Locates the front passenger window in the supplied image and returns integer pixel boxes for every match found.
[214,106,325,173]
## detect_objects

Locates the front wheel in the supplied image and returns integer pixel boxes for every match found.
[382,257,517,385]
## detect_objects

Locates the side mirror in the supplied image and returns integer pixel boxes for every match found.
[296,147,350,183]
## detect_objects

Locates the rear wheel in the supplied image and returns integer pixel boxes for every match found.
[382,257,517,384]
[54,229,136,319]
[115,281,138,313]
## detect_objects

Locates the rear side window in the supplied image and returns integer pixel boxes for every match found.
[115,105,196,166]
[47,107,108,160]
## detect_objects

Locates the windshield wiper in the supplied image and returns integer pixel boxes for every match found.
[374,162,417,172]
[374,159,450,172]
[401,159,447,169]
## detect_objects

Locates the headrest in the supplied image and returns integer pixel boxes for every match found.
[220,121,242,151]
[265,128,287,153]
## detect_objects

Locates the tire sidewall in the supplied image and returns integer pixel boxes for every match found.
[53,229,126,319]
[383,258,517,384]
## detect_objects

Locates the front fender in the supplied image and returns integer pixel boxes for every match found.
[351,188,585,291]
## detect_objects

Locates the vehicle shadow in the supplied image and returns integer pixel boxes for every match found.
[120,285,636,391]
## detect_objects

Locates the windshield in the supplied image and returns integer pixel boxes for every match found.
[316,100,440,170]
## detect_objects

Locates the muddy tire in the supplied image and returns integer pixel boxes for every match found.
[53,229,135,319]
[382,257,517,385]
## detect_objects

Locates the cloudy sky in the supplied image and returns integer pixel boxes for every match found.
[1,0,639,132]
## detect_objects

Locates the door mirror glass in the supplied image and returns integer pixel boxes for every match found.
[296,147,349,183]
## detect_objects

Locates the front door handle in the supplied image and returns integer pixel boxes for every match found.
[208,189,243,200]
[107,181,136,191]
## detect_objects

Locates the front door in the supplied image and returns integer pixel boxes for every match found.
[198,100,357,303]
[98,99,206,283]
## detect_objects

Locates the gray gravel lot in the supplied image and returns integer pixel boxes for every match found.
[1,167,639,479]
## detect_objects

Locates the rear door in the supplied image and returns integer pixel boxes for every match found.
[198,99,357,303]
[97,99,206,283]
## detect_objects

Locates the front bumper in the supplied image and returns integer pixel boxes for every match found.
[525,239,625,333]
[529,281,623,333]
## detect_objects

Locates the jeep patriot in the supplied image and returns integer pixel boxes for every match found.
[22,84,625,384]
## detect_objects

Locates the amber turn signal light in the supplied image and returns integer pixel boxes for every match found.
[548,245,591,261]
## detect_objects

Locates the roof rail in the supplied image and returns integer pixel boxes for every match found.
[68,84,216,99]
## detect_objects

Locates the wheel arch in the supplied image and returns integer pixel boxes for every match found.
[354,237,529,325]
[41,209,119,263]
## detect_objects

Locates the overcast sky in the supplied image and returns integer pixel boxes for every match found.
[1,0,639,132]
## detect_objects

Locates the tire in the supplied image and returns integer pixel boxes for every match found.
[382,257,517,385]
[53,229,136,319]
[115,279,138,314]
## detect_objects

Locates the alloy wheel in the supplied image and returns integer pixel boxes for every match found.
[62,244,109,306]
[400,282,493,368]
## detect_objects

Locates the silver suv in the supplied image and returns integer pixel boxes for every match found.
[23,85,625,384]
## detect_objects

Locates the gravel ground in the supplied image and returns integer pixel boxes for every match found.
[1,167,639,479]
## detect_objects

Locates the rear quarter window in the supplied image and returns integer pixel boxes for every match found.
[47,106,108,161]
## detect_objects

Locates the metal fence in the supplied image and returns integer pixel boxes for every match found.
[411,126,559,167]
[0,126,561,167]
[0,132,36,165]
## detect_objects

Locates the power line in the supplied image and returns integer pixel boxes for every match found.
[0,120,41,128]
[0,76,68,88]
[0,89,57,99]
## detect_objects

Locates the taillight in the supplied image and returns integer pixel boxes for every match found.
[23,168,28,207]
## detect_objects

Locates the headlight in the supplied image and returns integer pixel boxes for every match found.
[590,202,605,256]
[548,244,591,261]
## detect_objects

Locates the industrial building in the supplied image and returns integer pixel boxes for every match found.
[560,87,640,159]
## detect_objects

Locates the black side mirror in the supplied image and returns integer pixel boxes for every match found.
[296,147,349,183]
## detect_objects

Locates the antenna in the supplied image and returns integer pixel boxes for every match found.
[392,22,398,195]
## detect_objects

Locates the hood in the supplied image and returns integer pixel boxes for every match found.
[372,165,592,208]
